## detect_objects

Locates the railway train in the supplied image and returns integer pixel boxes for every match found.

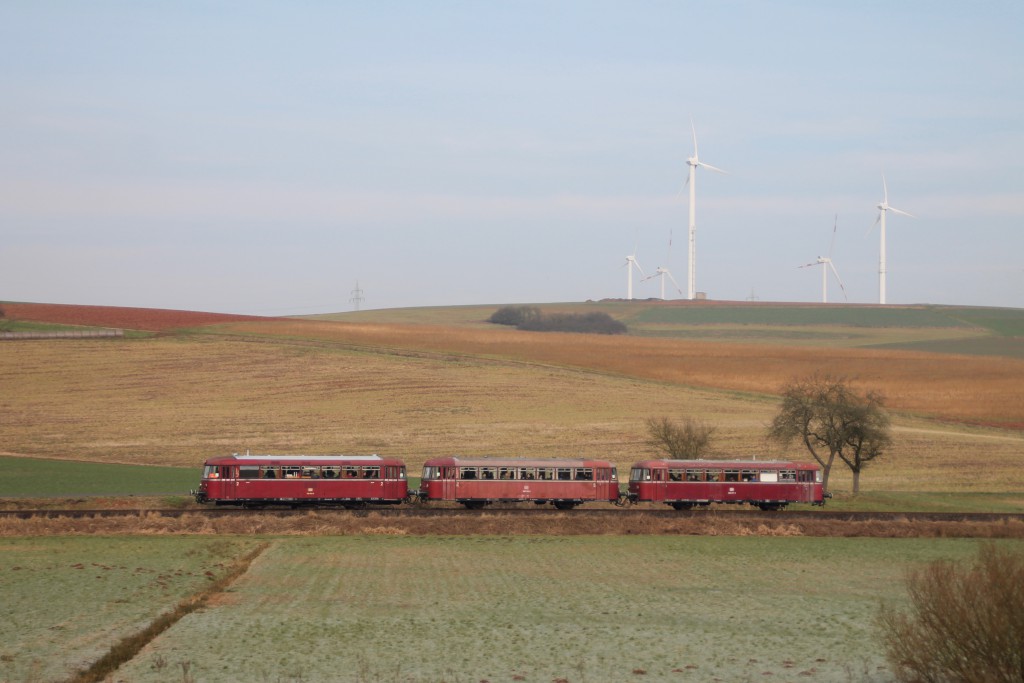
[193,454,828,510]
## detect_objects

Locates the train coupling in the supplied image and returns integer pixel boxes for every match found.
[616,492,636,507]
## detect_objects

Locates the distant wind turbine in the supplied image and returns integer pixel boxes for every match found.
[685,120,727,300]
[799,215,847,303]
[622,250,647,300]
[872,175,915,305]
[642,266,684,300]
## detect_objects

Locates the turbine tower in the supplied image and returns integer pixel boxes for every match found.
[799,215,847,303]
[873,175,915,305]
[685,120,727,300]
[622,251,647,300]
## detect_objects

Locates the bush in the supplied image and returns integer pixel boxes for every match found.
[488,306,541,326]
[487,308,627,335]
[878,543,1024,683]
[645,416,715,459]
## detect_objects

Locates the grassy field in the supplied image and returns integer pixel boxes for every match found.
[0,456,194,498]
[0,536,261,683]
[93,535,1015,683]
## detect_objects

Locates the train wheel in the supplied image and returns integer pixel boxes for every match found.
[463,501,486,510]
[553,501,577,510]
[757,503,782,511]
[670,502,693,511]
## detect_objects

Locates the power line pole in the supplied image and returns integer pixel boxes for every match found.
[349,281,364,311]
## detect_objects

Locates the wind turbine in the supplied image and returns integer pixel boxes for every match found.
[872,174,915,305]
[642,266,684,300]
[685,120,727,300]
[799,215,847,303]
[622,250,647,300]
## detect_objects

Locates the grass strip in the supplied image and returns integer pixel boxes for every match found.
[66,541,269,683]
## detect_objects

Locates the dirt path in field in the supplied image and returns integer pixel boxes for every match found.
[893,426,1024,442]
[65,542,269,683]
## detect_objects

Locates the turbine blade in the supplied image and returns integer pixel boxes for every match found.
[829,261,848,301]
[798,261,820,269]
[889,207,915,218]
[634,261,647,278]
[691,118,698,158]
[828,214,838,257]
[698,162,728,175]
[665,270,684,295]
[868,212,881,234]
[882,173,889,204]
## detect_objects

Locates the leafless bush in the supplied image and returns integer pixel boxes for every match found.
[878,543,1024,683]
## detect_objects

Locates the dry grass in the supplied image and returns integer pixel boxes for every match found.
[2,511,1023,539]
[2,329,1023,495]
[229,319,1024,428]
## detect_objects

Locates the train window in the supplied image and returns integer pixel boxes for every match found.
[321,466,340,479]
[342,466,360,479]
[685,469,702,482]
[557,468,572,481]
[282,466,301,479]
[741,470,757,482]
[238,466,260,479]
[779,470,796,482]
[537,468,554,481]
[422,467,437,480]
[480,467,496,480]
[815,470,822,483]
[518,468,535,480]
[399,467,407,480]
[499,467,515,480]
[301,467,319,478]
[574,468,593,481]
[460,467,478,480]
[260,466,279,480]
[760,470,778,483]
[797,470,815,482]
[629,468,651,482]
[362,466,381,479]
[610,467,618,481]
[705,470,721,482]
[668,469,683,482]
[724,469,740,482]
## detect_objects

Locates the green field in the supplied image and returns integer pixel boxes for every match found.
[312,301,1024,357]
[0,456,196,498]
[22,535,1003,683]
[0,536,260,683]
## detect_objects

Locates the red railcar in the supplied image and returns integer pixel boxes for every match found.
[628,459,826,510]
[418,456,621,509]
[193,454,408,507]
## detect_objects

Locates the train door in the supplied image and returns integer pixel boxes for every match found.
[442,466,458,500]
[219,465,236,500]
[383,465,405,499]
[650,467,667,501]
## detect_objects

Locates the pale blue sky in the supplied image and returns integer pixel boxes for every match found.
[2,1,1022,314]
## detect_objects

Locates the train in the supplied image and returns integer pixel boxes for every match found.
[193,454,828,510]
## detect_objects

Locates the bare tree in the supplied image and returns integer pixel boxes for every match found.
[645,416,715,459]
[766,373,891,493]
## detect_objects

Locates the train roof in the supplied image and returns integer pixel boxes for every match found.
[632,459,818,469]
[202,454,405,465]
[423,456,616,468]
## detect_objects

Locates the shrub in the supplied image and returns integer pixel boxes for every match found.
[645,416,715,459]
[878,543,1024,683]
[488,306,541,326]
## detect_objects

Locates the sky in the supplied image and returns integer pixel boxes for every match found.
[2,1,1022,315]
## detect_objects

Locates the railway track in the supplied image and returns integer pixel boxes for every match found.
[2,507,1022,523]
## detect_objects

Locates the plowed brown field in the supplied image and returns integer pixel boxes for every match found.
[2,302,274,332]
